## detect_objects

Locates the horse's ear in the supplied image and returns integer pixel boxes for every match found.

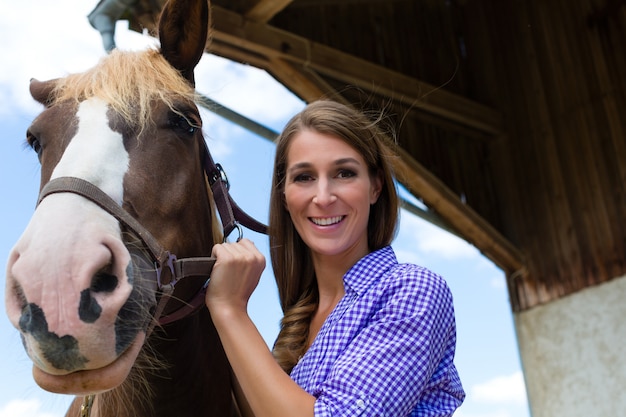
[30,79,57,107]
[158,0,210,86]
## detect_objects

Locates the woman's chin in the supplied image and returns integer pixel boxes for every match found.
[32,332,145,395]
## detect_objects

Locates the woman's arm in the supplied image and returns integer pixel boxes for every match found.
[231,370,255,417]
[205,239,316,417]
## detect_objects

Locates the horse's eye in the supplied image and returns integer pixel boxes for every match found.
[26,131,43,160]
[168,113,199,135]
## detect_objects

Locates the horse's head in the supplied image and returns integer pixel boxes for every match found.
[5,0,215,395]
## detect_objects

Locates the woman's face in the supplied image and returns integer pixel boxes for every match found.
[283,130,382,263]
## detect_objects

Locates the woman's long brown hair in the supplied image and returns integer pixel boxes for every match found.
[269,100,399,373]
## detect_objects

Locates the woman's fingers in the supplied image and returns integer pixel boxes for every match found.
[206,239,266,311]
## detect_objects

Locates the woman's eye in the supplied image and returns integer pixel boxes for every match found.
[293,173,314,182]
[337,169,356,179]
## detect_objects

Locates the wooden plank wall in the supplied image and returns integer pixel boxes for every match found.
[465,0,626,311]
[272,0,469,96]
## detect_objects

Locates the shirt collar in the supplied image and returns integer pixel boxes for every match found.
[343,246,397,296]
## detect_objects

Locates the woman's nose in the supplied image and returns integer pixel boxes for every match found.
[312,179,337,206]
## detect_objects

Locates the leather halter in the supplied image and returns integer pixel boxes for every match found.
[37,135,268,326]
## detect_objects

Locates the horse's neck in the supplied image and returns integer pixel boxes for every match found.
[67,309,238,417]
[148,309,236,416]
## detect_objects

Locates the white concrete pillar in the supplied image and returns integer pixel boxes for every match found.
[515,274,626,416]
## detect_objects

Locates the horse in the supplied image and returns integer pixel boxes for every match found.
[4,0,263,415]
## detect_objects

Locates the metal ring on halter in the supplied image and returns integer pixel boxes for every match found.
[223,222,244,243]
[214,163,230,190]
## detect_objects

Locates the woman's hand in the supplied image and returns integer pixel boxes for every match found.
[205,238,266,314]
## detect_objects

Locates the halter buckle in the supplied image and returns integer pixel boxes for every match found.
[209,163,230,190]
[156,251,178,289]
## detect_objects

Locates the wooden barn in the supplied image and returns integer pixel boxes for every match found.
[90,0,626,415]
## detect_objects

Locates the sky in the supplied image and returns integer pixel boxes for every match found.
[0,1,530,416]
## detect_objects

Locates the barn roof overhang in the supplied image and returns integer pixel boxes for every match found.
[93,0,525,277]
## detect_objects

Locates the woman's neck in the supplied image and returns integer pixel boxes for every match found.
[311,247,368,304]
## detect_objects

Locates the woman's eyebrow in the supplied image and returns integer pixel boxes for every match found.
[334,157,360,166]
[287,157,362,174]
[287,162,312,174]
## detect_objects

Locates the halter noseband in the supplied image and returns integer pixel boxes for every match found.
[37,136,267,326]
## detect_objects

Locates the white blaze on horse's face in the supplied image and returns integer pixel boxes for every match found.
[51,98,129,200]
[5,97,147,390]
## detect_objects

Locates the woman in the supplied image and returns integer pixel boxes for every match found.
[205,100,465,417]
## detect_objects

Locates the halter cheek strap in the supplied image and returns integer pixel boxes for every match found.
[201,136,268,237]
[36,138,268,326]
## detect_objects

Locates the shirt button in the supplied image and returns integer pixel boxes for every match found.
[356,399,366,409]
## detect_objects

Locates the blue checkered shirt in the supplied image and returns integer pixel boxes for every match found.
[290,246,465,416]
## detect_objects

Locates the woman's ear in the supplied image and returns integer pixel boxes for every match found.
[370,171,383,204]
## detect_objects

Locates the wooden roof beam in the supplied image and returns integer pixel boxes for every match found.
[209,5,503,135]
[264,57,345,103]
[393,146,524,273]
[245,0,293,23]
[206,40,343,104]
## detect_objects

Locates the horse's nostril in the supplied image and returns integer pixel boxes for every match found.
[77,270,119,323]
[19,302,46,334]
[91,270,118,293]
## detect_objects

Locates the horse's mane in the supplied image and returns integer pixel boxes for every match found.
[51,48,199,134]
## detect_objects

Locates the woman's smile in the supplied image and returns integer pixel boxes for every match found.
[310,215,345,227]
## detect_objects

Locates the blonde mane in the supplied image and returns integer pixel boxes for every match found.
[51,48,198,134]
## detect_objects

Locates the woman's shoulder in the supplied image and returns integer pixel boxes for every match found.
[359,249,457,330]
[354,246,453,303]
[380,246,444,281]
[379,252,454,305]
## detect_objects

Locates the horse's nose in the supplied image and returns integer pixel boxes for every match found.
[5,196,134,337]
[7,237,132,327]
[5,221,137,373]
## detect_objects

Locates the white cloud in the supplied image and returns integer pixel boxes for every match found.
[0,1,105,117]
[396,212,480,260]
[0,399,62,417]
[491,276,507,290]
[452,373,529,417]
[471,371,527,405]
[393,247,425,265]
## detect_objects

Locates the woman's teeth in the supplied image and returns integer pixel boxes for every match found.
[311,216,343,226]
